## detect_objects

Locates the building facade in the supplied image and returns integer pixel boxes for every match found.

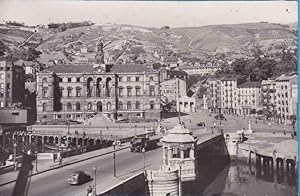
[36,63,161,122]
[220,78,238,114]
[275,74,298,124]
[237,82,262,116]
[0,61,25,108]
[206,78,237,114]
[261,79,276,116]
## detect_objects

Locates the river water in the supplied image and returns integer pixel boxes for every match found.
[183,156,297,196]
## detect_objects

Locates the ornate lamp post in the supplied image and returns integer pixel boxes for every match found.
[142,147,146,172]
[113,141,116,177]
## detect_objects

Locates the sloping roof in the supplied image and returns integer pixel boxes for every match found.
[43,63,157,74]
[162,124,195,143]
[46,64,93,73]
[238,81,261,88]
[110,64,156,73]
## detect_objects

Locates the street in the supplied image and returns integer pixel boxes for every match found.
[0,146,162,196]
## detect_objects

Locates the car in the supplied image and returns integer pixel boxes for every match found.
[196,122,206,127]
[214,114,227,121]
[67,171,91,185]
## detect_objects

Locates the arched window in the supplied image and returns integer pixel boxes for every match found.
[67,102,72,111]
[149,76,154,82]
[136,101,140,110]
[119,87,124,97]
[150,101,155,110]
[127,86,132,97]
[119,101,123,110]
[42,77,47,83]
[42,103,47,112]
[87,102,93,111]
[97,101,102,112]
[107,102,112,111]
[135,86,141,96]
[127,101,132,110]
[149,86,155,96]
[76,102,81,111]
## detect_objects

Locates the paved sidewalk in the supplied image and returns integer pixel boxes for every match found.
[0,143,131,186]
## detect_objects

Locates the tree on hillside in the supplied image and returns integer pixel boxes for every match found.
[0,41,9,56]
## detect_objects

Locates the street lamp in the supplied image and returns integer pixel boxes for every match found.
[142,147,146,172]
[13,142,17,171]
[35,135,38,172]
[113,141,116,177]
[94,165,97,195]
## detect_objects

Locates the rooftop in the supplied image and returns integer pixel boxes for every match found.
[161,124,195,143]
[238,81,261,88]
[44,63,157,74]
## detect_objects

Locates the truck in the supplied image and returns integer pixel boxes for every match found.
[130,135,160,152]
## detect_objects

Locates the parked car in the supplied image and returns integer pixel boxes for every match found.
[214,114,227,121]
[67,171,91,185]
[196,122,206,127]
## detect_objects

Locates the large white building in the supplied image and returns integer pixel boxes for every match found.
[237,82,262,116]
[275,74,298,124]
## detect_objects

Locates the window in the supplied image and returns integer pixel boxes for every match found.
[127,87,132,97]
[58,78,62,82]
[0,92,3,98]
[127,77,131,82]
[76,102,81,111]
[136,86,141,96]
[6,83,10,89]
[119,77,123,82]
[149,76,154,82]
[0,73,3,79]
[67,88,72,97]
[68,78,71,82]
[127,101,132,110]
[150,86,155,96]
[0,101,3,107]
[0,83,3,89]
[76,88,81,97]
[150,101,155,110]
[119,87,124,97]
[107,102,112,111]
[119,101,123,110]
[87,102,93,111]
[67,102,72,111]
[76,78,80,82]
[184,148,190,158]
[136,77,140,81]
[172,148,180,158]
[42,103,47,112]
[42,88,47,98]
[136,101,140,110]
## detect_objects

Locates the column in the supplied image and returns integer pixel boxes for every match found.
[180,149,184,159]
[162,147,167,166]
[190,148,195,159]
[167,147,172,166]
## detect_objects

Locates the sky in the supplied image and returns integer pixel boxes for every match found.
[0,1,297,28]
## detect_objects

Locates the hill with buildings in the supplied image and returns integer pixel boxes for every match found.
[0,22,297,66]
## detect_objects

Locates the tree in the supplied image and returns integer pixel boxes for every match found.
[0,41,9,56]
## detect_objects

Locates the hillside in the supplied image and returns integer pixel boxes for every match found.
[0,22,297,64]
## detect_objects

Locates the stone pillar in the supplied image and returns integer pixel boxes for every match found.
[180,149,184,159]
[168,147,172,166]
[190,148,194,159]
[162,147,167,166]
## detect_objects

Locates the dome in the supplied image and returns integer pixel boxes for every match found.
[162,124,195,143]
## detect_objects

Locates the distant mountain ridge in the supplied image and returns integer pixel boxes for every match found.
[0,22,297,62]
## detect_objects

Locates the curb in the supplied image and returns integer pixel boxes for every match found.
[0,146,130,187]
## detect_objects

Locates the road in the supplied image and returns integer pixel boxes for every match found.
[0,147,162,196]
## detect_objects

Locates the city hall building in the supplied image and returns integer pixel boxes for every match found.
[36,61,161,122]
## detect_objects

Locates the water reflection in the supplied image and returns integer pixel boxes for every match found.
[201,159,297,196]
